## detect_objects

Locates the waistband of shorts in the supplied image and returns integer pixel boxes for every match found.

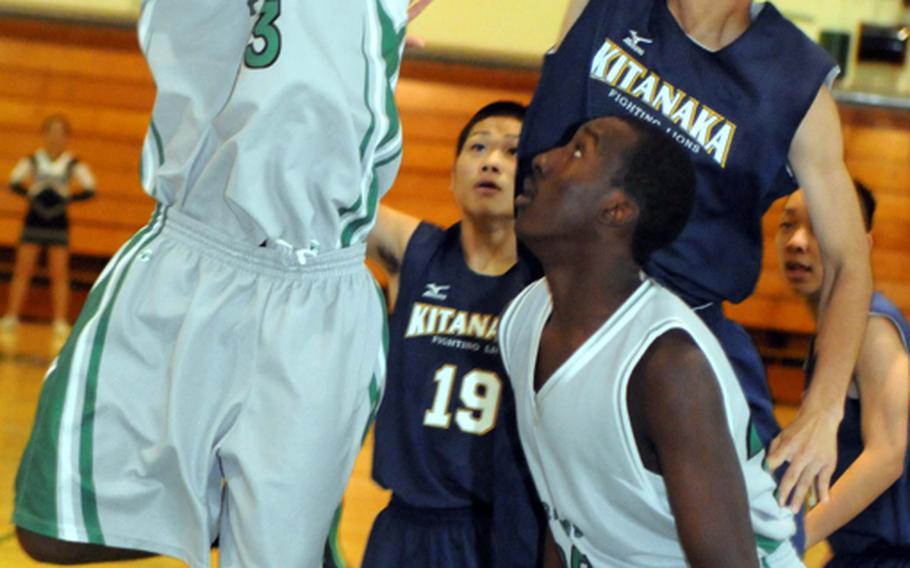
[156,207,366,279]
[387,496,491,523]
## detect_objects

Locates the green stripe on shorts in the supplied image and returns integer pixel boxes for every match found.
[13,207,164,541]
[326,282,390,566]
[79,208,168,543]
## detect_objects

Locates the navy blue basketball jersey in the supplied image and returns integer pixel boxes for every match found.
[807,292,910,556]
[372,222,541,563]
[518,0,836,304]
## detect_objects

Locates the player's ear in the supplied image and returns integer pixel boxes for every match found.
[599,189,638,227]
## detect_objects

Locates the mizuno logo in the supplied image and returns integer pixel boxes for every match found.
[623,30,653,56]
[422,283,451,301]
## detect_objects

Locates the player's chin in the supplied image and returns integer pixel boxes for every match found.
[466,201,515,221]
[514,208,535,239]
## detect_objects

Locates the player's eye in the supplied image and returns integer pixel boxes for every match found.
[470,143,486,152]
[507,146,518,156]
[778,221,793,230]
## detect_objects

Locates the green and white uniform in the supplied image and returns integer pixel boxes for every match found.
[499,278,802,567]
[15,1,406,566]
[139,0,405,252]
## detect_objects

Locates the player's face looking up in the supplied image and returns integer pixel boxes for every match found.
[776,190,824,298]
[451,116,521,223]
[515,117,638,243]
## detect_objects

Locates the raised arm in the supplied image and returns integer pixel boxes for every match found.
[367,205,420,307]
[767,86,873,509]
[804,316,909,547]
[628,329,760,568]
[554,0,590,50]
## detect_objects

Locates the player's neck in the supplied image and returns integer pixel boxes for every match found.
[666,0,752,51]
[44,147,64,160]
[544,254,642,332]
[459,217,517,276]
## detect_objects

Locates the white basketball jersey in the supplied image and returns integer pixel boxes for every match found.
[499,278,801,567]
[138,0,407,254]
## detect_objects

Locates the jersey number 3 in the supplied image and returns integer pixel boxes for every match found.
[423,365,502,435]
[245,0,282,69]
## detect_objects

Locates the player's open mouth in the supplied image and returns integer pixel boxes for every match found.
[474,179,501,193]
[783,260,812,280]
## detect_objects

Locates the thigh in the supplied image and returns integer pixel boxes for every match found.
[46,245,69,275]
[12,242,41,271]
[218,271,387,568]
[14,213,243,567]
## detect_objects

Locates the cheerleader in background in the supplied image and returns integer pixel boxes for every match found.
[1,114,95,337]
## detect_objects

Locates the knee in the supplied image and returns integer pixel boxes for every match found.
[17,527,85,565]
[50,270,69,285]
[17,527,65,564]
[49,264,68,282]
[16,526,154,564]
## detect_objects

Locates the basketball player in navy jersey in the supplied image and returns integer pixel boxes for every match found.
[362,101,542,567]
[521,0,872,522]
[500,115,802,567]
[777,184,910,566]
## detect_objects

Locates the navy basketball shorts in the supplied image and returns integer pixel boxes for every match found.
[362,497,493,568]
[826,548,910,568]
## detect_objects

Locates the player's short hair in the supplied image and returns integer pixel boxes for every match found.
[854,179,876,232]
[612,116,696,266]
[42,114,71,136]
[455,101,526,156]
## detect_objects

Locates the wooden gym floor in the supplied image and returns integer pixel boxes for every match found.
[1,322,830,567]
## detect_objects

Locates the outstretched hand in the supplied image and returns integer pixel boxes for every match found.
[408,0,434,21]
[766,407,840,512]
[405,0,434,49]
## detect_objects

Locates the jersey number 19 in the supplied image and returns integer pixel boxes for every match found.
[423,365,502,436]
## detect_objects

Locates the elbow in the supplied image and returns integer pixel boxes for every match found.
[871,442,907,486]
[885,444,907,484]
[848,246,873,289]
[832,247,872,295]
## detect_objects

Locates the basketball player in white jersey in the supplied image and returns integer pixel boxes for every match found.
[540,0,872,518]
[499,116,802,566]
[14,2,433,566]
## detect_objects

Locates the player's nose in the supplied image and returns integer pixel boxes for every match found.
[531,150,552,178]
[787,226,810,252]
[481,151,503,174]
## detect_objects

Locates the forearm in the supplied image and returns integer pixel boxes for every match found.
[805,447,903,547]
[68,188,95,202]
[804,259,871,414]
